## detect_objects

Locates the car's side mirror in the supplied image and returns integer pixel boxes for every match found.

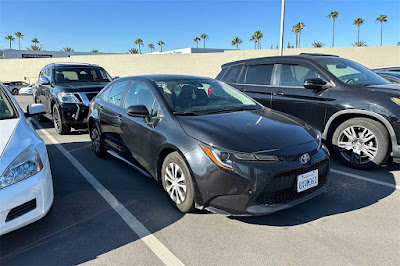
[126,105,149,117]
[40,77,51,85]
[303,78,328,90]
[26,104,46,117]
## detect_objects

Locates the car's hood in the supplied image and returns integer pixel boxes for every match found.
[0,118,19,158]
[54,82,109,93]
[363,84,400,94]
[177,108,318,153]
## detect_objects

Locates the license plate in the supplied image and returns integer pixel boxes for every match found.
[297,169,318,193]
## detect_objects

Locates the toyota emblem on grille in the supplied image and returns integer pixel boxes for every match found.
[300,153,310,165]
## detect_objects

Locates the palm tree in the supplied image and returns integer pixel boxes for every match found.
[353,18,365,43]
[128,48,139,54]
[200,33,208,49]
[5,35,15,49]
[250,34,258,49]
[376,14,388,46]
[15,32,24,50]
[312,41,325,48]
[353,41,367,47]
[27,45,42,51]
[157,40,165,52]
[147,43,155,52]
[31,38,40,48]
[135,38,144,53]
[231,37,243,50]
[61,47,74,52]
[397,41,400,46]
[328,11,339,47]
[194,37,201,48]
[254,30,263,49]
[292,24,300,48]
[91,49,99,53]
[297,22,305,48]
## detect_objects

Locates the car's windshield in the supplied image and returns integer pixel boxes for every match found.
[318,58,389,86]
[155,79,261,115]
[0,87,17,120]
[55,67,112,83]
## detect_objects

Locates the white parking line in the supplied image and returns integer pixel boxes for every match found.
[331,168,400,190]
[31,120,184,266]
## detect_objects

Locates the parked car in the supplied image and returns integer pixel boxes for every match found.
[375,71,400,84]
[3,81,29,95]
[87,75,329,215]
[372,66,400,72]
[0,82,54,235]
[35,63,112,134]
[216,54,400,169]
[19,84,35,95]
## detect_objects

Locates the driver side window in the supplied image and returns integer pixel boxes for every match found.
[124,81,158,117]
[278,64,327,87]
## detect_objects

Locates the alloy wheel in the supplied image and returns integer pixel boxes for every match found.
[91,127,101,153]
[337,125,378,165]
[164,163,187,204]
[53,107,61,133]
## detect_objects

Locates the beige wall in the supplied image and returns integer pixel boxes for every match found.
[1,46,399,82]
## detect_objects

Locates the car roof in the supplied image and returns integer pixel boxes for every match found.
[45,62,101,68]
[120,74,214,82]
[221,53,340,68]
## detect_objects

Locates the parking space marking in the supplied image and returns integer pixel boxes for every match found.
[331,168,400,190]
[31,120,184,266]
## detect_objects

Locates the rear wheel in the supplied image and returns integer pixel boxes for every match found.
[53,105,71,135]
[332,118,390,169]
[12,89,18,95]
[90,123,107,157]
[161,152,195,213]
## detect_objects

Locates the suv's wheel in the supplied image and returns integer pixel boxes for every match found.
[12,89,18,95]
[161,152,195,213]
[53,105,71,135]
[90,123,107,157]
[332,118,390,169]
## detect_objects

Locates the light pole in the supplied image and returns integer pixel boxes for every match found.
[279,0,286,56]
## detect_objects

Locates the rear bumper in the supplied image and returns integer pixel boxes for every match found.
[0,163,54,236]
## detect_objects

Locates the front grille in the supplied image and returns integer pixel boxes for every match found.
[6,199,37,222]
[256,159,329,206]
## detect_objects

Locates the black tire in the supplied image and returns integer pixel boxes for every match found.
[90,123,107,157]
[12,89,18,95]
[52,105,71,135]
[161,152,195,213]
[332,118,390,169]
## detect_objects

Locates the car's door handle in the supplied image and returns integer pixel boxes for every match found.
[275,91,284,96]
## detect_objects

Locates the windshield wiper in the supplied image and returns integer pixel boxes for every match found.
[173,111,202,116]
[203,106,260,115]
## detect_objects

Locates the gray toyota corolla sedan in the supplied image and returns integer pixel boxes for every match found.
[87,75,330,215]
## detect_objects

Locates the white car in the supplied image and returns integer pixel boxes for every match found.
[0,82,54,236]
[19,84,35,95]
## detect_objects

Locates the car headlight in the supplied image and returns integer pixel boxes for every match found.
[391,97,400,106]
[200,144,279,171]
[0,145,44,189]
[58,92,80,103]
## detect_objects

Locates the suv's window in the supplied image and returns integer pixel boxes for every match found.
[246,65,274,85]
[106,80,130,106]
[278,64,326,87]
[0,87,17,120]
[222,65,243,83]
[124,81,157,115]
[54,67,112,83]
[21,82,28,86]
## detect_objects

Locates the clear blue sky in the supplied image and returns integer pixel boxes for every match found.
[0,0,399,53]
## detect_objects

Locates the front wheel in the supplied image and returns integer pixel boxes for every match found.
[332,118,390,169]
[53,105,71,135]
[161,152,195,213]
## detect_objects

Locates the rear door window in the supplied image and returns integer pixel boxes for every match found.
[245,65,274,85]
[222,65,243,83]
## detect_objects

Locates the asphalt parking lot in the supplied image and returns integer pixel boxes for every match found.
[1,95,399,265]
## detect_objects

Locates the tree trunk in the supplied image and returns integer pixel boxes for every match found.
[254,42,256,50]
[380,23,383,46]
[357,26,360,43]
[18,38,20,50]
[9,41,11,49]
[203,40,205,49]
[299,31,301,48]
[295,33,298,48]
[332,20,335,47]
[236,43,238,50]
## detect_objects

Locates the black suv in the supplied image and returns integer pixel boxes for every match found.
[35,63,112,134]
[216,54,400,169]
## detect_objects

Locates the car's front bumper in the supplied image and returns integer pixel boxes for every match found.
[59,103,90,128]
[0,163,54,236]
[185,144,330,216]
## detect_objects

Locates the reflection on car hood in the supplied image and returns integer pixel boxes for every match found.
[0,118,19,158]
[177,108,317,153]
[55,83,109,93]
